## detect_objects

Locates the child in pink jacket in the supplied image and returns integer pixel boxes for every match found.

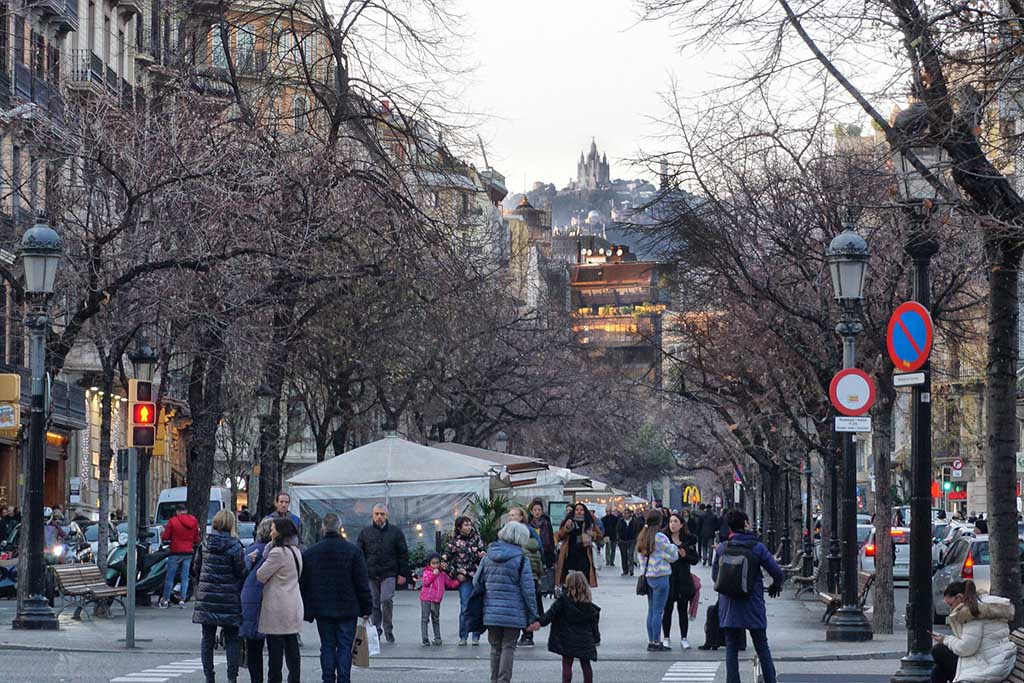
[420,552,460,645]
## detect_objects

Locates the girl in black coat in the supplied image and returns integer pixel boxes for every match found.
[530,570,600,683]
[662,513,700,649]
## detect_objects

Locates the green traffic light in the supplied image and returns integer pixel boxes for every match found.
[943,481,953,492]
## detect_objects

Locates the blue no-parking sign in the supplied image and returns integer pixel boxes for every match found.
[886,301,933,373]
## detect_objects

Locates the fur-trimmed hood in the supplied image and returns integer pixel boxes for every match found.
[949,594,1015,630]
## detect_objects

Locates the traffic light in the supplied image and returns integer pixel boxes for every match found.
[127,379,156,448]
[941,465,953,493]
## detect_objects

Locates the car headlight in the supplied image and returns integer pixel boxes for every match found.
[51,545,64,558]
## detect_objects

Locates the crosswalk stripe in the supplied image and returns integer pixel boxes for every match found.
[111,656,225,682]
[660,661,721,682]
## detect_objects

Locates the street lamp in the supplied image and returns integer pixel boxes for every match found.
[128,339,158,551]
[825,221,873,642]
[13,216,62,630]
[254,384,275,515]
[890,101,944,683]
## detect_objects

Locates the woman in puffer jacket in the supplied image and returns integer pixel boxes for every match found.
[931,580,1016,683]
[192,509,246,683]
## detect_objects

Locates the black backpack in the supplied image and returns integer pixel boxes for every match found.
[714,540,757,598]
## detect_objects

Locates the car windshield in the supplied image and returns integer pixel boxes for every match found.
[970,541,1024,564]
[858,527,872,543]
[933,524,949,541]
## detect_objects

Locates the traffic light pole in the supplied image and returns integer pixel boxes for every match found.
[892,215,937,683]
[13,306,58,630]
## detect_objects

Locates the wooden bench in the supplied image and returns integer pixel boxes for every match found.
[50,563,127,620]
[780,550,805,579]
[1005,628,1024,683]
[792,561,819,599]
[818,571,874,623]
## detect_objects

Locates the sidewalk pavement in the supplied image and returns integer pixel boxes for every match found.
[0,559,911,663]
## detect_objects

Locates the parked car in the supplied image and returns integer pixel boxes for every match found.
[932,534,1024,623]
[860,527,910,580]
[857,524,873,548]
[857,513,872,525]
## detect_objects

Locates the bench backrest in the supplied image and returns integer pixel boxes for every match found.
[52,563,105,590]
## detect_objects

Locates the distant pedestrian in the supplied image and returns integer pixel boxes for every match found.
[699,507,720,565]
[662,513,699,649]
[718,509,732,543]
[238,506,253,522]
[241,518,272,683]
[300,512,372,683]
[418,552,459,646]
[930,579,1015,683]
[554,504,602,588]
[262,492,302,542]
[529,570,600,683]
[601,508,619,567]
[475,521,539,683]
[160,504,200,608]
[257,516,303,683]
[636,510,678,652]
[712,510,785,683]
[528,500,556,567]
[192,509,245,683]
[356,504,409,643]
[442,515,486,646]
[616,509,642,576]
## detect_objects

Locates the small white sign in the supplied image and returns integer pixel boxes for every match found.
[921,393,931,403]
[69,476,81,504]
[952,469,963,478]
[835,416,872,433]
[894,372,926,387]
[714,495,722,506]
[0,403,16,429]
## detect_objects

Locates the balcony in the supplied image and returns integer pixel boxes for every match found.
[0,70,9,111]
[26,0,78,35]
[13,62,31,100]
[66,50,104,97]
[116,0,143,18]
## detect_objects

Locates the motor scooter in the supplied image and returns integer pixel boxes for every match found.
[106,532,192,605]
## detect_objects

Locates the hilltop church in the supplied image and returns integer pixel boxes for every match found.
[575,138,610,190]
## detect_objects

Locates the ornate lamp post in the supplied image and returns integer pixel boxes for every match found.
[128,340,157,545]
[890,101,947,683]
[803,454,815,577]
[12,216,62,630]
[825,221,873,642]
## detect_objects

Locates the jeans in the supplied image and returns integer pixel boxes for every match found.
[163,554,192,602]
[369,577,396,636]
[725,628,776,683]
[604,539,617,565]
[931,643,957,683]
[645,575,670,643]
[245,638,264,683]
[487,626,519,683]
[316,618,356,683]
[201,624,239,682]
[457,580,478,640]
[266,634,300,683]
[420,601,441,641]
[618,542,635,574]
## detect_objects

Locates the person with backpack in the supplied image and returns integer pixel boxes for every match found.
[712,510,785,683]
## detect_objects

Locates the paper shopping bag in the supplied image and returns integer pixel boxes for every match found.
[352,620,370,668]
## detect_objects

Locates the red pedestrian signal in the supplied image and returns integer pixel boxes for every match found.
[127,379,157,448]
[133,402,155,425]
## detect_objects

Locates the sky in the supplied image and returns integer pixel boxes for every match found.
[460,1,728,195]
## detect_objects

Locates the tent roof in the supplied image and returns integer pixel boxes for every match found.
[287,435,500,486]
[429,442,548,474]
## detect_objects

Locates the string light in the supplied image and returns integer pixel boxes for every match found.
[415,523,422,531]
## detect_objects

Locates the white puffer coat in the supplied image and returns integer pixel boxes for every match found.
[942,594,1016,683]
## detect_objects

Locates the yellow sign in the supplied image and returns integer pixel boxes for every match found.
[683,485,701,505]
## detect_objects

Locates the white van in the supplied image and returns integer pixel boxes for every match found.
[156,487,232,528]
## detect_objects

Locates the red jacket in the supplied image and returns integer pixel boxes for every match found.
[161,513,200,554]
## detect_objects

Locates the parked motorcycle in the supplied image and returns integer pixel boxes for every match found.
[106,531,192,605]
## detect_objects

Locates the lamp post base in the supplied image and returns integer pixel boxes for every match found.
[890,652,933,683]
[826,606,872,642]
[12,594,59,630]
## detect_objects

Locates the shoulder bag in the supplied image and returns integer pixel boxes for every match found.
[636,554,651,596]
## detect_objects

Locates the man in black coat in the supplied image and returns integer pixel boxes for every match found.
[302,513,372,683]
[600,509,620,567]
[699,507,721,565]
[356,504,408,643]
[616,509,643,576]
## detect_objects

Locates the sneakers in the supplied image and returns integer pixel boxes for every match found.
[458,639,468,646]
[681,638,691,649]
[385,632,395,644]
[422,638,431,647]
[662,637,671,648]
[471,637,480,646]
[157,599,169,609]
[647,642,671,652]
[179,600,188,609]
[432,638,442,646]
[518,636,534,647]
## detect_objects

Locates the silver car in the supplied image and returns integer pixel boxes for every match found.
[932,534,1024,622]
[859,526,910,580]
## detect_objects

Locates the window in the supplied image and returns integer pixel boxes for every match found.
[278,29,294,61]
[13,16,24,65]
[28,158,38,212]
[33,30,44,78]
[292,95,307,132]
[210,26,228,68]
[236,25,254,72]
[48,45,59,83]
[11,145,21,217]
[0,5,9,75]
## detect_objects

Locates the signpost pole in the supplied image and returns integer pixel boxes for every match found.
[827,304,873,642]
[892,220,938,683]
[125,447,137,649]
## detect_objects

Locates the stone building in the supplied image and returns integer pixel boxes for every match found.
[576,138,610,190]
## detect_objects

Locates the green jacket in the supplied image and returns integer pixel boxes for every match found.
[524,537,544,583]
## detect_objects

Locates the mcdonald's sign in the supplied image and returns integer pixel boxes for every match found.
[683,485,701,505]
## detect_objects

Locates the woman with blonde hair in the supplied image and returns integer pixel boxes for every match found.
[193,509,246,683]
[635,510,678,652]
[931,579,1016,683]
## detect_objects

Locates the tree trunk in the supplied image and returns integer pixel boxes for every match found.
[985,238,1023,626]
[817,450,836,592]
[96,371,114,573]
[872,379,895,633]
[186,330,227,533]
